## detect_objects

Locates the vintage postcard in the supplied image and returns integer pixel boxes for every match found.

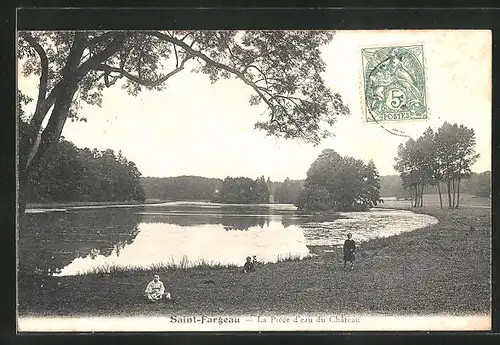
[16,29,491,332]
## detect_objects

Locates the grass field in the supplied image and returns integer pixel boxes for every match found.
[381,193,490,209]
[17,199,491,317]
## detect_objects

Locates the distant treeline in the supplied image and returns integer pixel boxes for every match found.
[140,176,304,204]
[216,176,270,204]
[140,176,223,201]
[21,122,145,203]
[141,172,490,204]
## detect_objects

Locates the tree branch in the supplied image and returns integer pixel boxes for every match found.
[180,31,195,42]
[25,33,87,170]
[87,32,117,47]
[226,44,245,68]
[77,33,127,78]
[26,33,101,170]
[148,31,276,113]
[19,32,49,131]
[97,54,192,88]
[173,44,179,68]
[258,88,313,141]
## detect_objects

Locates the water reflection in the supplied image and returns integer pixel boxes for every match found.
[20,203,438,277]
[19,209,142,276]
[137,203,277,230]
[56,220,311,276]
[137,213,271,230]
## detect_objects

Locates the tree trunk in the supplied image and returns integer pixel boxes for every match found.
[18,32,127,228]
[456,177,461,208]
[412,185,418,207]
[452,178,456,209]
[409,187,414,208]
[447,180,451,208]
[420,184,424,207]
[412,186,416,208]
[437,182,443,209]
[415,184,420,207]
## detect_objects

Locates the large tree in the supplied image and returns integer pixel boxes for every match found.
[17,30,349,216]
[296,149,381,212]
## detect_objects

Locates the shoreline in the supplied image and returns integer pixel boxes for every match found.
[25,200,167,209]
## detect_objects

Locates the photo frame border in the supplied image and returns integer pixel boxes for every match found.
[3,3,499,344]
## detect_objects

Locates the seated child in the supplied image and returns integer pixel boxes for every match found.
[144,274,171,302]
[243,256,255,273]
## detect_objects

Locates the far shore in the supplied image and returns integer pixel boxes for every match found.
[25,193,490,211]
[26,199,172,209]
[17,203,490,317]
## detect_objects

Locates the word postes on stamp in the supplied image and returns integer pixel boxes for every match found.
[361,45,427,123]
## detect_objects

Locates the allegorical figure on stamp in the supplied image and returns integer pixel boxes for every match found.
[363,45,427,121]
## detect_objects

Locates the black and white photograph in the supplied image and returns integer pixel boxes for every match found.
[16,27,491,331]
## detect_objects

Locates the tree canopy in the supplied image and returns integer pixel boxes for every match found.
[20,119,145,203]
[295,149,381,212]
[216,176,270,204]
[274,178,304,204]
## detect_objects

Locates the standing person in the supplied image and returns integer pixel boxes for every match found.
[343,233,356,269]
[144,273,171,302]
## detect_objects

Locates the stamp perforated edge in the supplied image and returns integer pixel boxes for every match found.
[358,41,430,126]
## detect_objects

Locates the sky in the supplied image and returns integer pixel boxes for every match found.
[18,30,492,181]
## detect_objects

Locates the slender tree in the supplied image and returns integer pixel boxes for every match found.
[254,176,270,203]
[454,125,480,208]
[435,122,479,208]
[395,122,479,210]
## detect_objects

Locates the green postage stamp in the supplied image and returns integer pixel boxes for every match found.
[361,45,427,123]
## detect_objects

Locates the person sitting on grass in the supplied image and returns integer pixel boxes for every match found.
[252,255,259,266]
[144,273,171,302]
[343,233,356,270]
[243,256,255,273]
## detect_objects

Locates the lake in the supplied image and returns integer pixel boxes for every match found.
[19,202,438,276]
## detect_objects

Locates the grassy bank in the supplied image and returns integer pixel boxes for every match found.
[380,193,490,209]
[18,206,490,317]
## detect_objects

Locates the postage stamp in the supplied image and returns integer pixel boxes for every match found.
[361,45,427,123]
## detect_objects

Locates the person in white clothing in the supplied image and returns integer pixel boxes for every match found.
[144,274,171,302]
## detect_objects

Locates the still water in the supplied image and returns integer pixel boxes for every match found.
[19,202,437,276]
